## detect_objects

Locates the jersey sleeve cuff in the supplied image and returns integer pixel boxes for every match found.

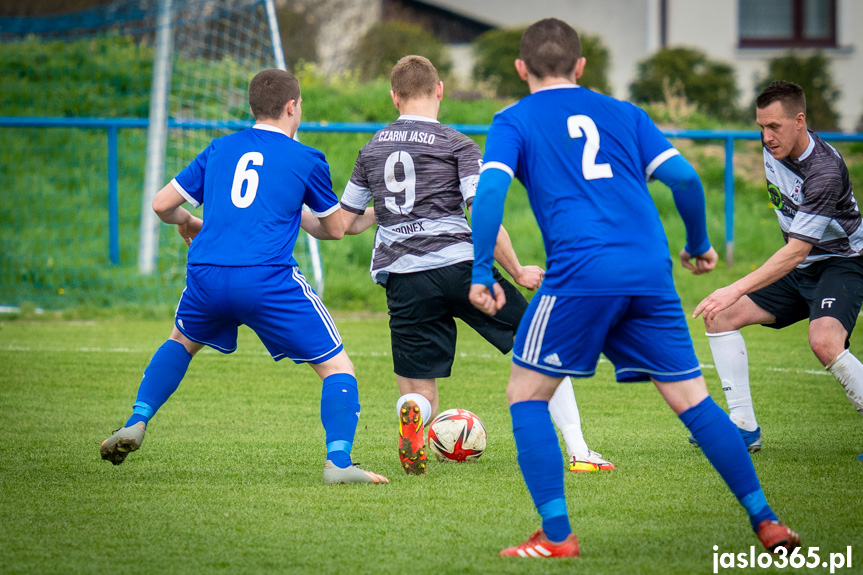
[471,267,496,290]
[786,232,820,245]
[685,239,712,258]
[479,161,515,178]
[645,148,680,180]
[310,202,340,218]
[171,178,200,208]
[339,202,366,215]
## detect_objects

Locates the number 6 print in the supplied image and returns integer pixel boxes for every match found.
[231,152,264,208]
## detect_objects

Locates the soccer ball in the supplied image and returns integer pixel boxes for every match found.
[427,409,487,462]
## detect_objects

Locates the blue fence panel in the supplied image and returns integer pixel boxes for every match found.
[3,116,862,269]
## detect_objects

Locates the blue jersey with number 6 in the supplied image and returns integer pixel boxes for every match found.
[482,85,680,295]
[172,124,339,267]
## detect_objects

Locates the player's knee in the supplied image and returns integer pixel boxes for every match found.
[332,354,355,375]
[169,330,203,356]
[505,382,523,405]
[809,319,848,366]
[313,351,355,378]
[809,335,843,366]
[703,312,732,334]
[704,304,751,333]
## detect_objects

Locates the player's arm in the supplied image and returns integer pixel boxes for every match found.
[469,167,512,315]
[467,204,543,290]
[650,154,718,275]
[152,182,202,247]
[342,206,376,235]
[693,238,812,321]
[301,205,375,240]
[300,207,346,240]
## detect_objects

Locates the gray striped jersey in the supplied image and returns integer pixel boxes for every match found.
[340,115,482,285]
[764,131,863,266]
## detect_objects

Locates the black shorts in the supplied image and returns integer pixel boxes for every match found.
[385,261,528,379]
[747,256,863,340]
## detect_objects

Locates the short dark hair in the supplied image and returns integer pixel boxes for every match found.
[520,18,581,79]
[391,55,440,101]
[756,80,806,116]
[248,69,300,120]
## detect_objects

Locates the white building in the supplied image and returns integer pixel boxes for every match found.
[405,0,862,132]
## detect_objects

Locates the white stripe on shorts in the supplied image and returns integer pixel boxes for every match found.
[291,267,341,347]
[524,295,556,364]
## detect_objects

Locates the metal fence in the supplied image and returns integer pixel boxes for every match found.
[4,116,863,269]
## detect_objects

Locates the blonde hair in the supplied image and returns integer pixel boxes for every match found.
[390,55,439,101]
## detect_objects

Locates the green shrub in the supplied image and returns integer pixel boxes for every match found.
[755,52,840,132]
[1,36,153,117]
[629,47,740,122]
[472,27,611,98]
[350,21,452,82]
[276,7,318,71]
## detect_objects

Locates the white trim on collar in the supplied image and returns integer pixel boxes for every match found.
[535,83,580,93]
[397,114,440,124]
[797,132,815,161]
[253,123,290,137]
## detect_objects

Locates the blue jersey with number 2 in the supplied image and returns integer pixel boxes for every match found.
[482,85,681,295]
[172,124,339,267]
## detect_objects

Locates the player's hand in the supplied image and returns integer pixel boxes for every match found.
[177,216,203,247]
[680,246,718,275]
[513,265,545,291]
[469,282,506,316]
[692,284,742,321]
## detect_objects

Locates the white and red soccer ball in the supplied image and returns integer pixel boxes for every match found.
[427,408,487,462]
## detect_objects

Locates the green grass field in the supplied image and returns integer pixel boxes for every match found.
[1,314,861,574]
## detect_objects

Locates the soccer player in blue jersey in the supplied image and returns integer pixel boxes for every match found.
[469,19,799,557]
[99,69,388,485]
[693,81,863,457]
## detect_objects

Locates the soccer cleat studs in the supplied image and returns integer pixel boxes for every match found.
[398,400,427,475]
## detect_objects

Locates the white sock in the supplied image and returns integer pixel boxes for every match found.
[826,350,863,416]
[549,376,590,458]
[708,330,758,431]
[396,393,432,423]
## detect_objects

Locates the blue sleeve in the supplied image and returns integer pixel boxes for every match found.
[651,154,712,257]
[303,158,339,216]
[174,142,213,206]
[471,168,512,288]
[634,105,676,173]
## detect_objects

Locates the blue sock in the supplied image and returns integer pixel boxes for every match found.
[680,396,778,530]
[125,340,192,427]
[511,400,571,543]
[320,373,360,469]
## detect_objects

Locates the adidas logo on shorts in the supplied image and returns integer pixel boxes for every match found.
[543,353,562,367]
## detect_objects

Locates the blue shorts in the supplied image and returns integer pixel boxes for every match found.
[175,265,343,364]
[513,293,701,382]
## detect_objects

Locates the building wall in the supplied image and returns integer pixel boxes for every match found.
[296,0,862,131]
[421,0,653,101]
[282,0,381,76]
[667,0,861,131]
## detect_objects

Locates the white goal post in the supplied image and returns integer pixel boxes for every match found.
[138,0,324,294]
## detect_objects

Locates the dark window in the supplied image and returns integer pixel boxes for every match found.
[739,0,836,47]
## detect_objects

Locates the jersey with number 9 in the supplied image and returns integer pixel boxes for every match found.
[172,124,339,267]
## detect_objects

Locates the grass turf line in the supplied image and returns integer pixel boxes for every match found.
[0,315,861,574]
